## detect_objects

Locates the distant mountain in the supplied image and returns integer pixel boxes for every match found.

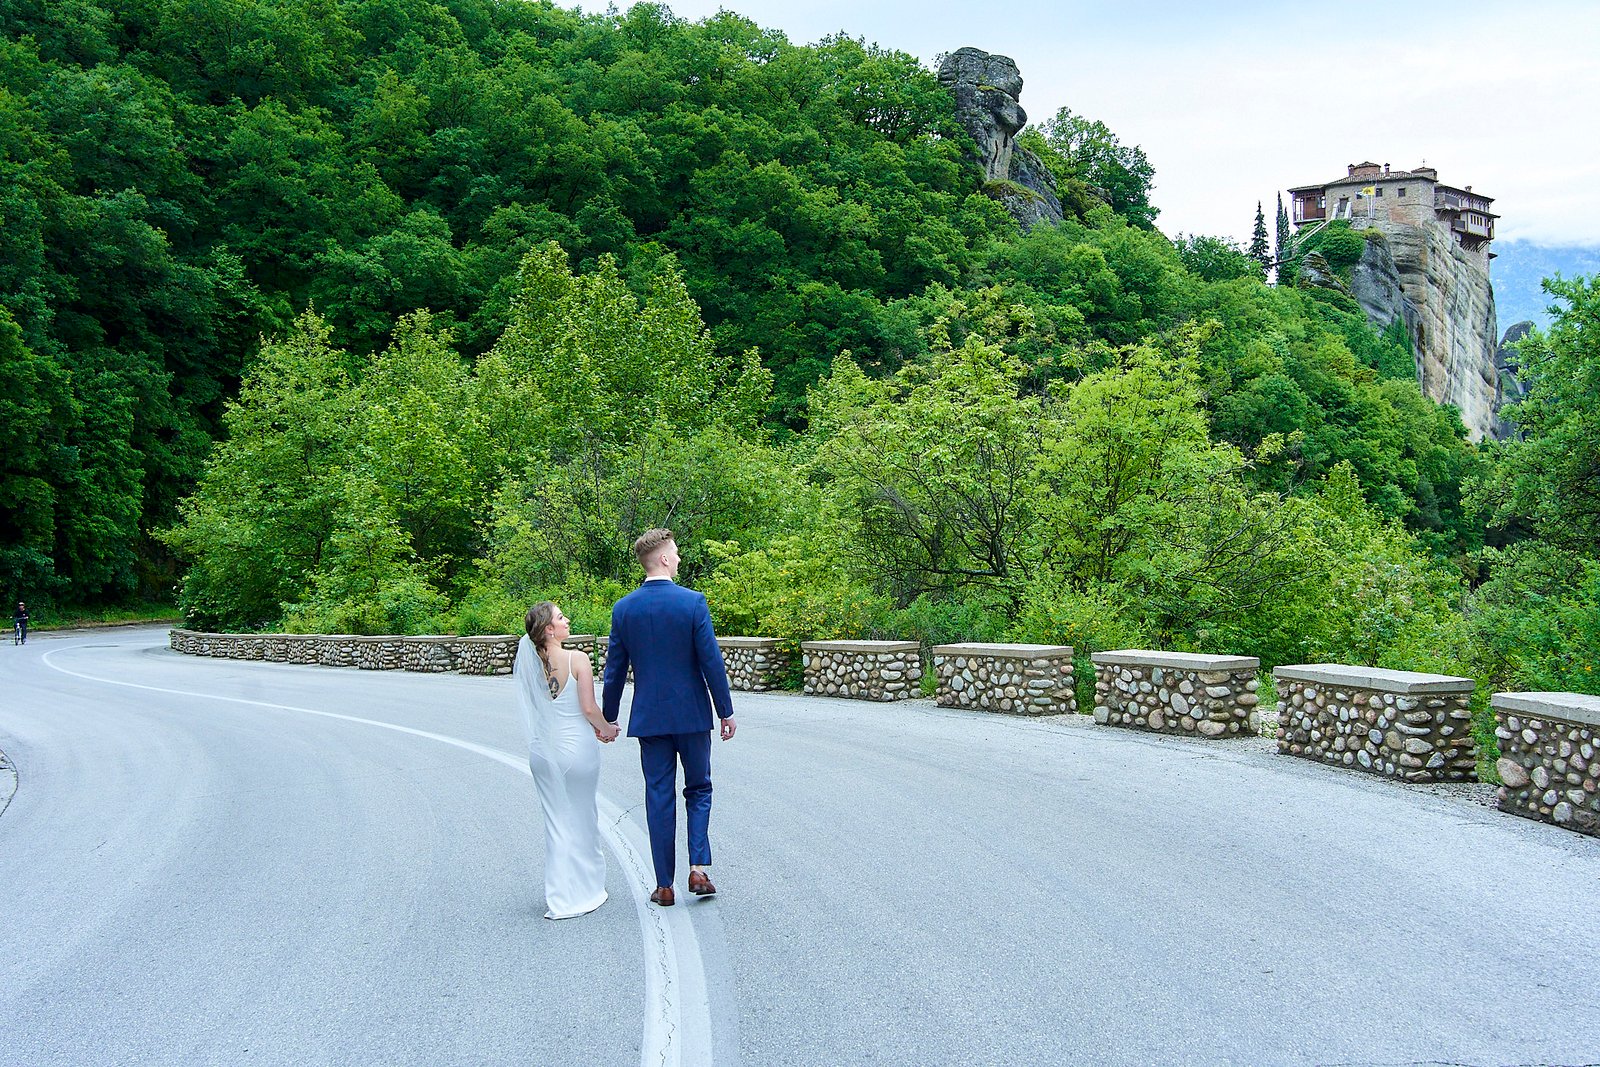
[1492,240,1600,329]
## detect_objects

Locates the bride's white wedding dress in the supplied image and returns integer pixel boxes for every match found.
[514,638,608,919]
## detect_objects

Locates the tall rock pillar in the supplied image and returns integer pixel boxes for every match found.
[938,47,1064,230]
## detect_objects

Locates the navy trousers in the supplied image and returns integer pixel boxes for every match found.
[638,732,713,888]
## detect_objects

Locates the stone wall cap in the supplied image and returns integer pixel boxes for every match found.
[718,637,783,648]
[403,634,459,642]
[457,634,519,643]
[801,640,920,652]
[932,643,1073,657]
[1491,691,1600,728]
[1092,650,1259,670]
[1273,663,1474,693]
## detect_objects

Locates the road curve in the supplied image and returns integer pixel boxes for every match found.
[3,627,1599,1067]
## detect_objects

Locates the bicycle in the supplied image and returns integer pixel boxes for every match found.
[12,621,23,645]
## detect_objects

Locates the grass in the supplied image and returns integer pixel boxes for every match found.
[982,179,1043,204]
[33,602,182,631]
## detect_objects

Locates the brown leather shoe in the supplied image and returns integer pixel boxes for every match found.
[687,870,716,896]
[649,886,675,907]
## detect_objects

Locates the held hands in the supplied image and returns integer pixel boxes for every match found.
[594,721,620,743]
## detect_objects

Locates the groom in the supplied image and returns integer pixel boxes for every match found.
[603,528,736,906]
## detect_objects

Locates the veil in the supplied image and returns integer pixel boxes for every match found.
[514,635,553,752]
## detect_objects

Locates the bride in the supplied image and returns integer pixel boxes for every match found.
[515,601,620,919]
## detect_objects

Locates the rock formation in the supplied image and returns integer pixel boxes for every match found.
[1296,251,1348,295]
[937,47,1064,230]
[1377,219,1499,439]
[1492,321,1535,439]
[1348,234,1420,348]
[1303,218,1500,439]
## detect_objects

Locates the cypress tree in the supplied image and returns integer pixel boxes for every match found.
[1249,201,1271,272]
[1274,193,1292,284]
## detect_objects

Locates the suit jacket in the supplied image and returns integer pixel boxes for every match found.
[603,580,734,737]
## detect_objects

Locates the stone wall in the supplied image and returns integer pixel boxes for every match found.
[802,641,922,701]
[446,636,518,674]
[1274,664,1477,782]
[586,636,787,691]
[931,643,1075,715]
[175,626,798,693]
[171,628,522,674]
[1093,651,1261,737]
[719,637,792,692]
[1491,692,1600,837]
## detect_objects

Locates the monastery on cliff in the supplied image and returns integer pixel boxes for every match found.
[1284,161,1502,439]
[1289,161,1496,254]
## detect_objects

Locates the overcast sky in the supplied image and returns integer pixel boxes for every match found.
[586,0,1600,249]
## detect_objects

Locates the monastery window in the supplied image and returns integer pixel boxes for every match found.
[1374,187,1384,197]
[1398,187,1407,197]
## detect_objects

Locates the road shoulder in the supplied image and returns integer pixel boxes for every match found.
[0,746,15,821]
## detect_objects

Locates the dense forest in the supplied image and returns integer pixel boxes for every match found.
[2,0,1596,730]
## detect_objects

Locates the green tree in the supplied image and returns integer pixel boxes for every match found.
[1274,193,1292,284]
[162,311,356,629]
[810,340,1047,607]
[1249,201,1271,272]
[0,308,77,601]
[472,243,774,588]
[1468,275,1600,693]
[1024,106,1158,228]
[1174,234,1264,283]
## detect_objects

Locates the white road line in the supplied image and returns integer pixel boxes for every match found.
[41,646,712,1067]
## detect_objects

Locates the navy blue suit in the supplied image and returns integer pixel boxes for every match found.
[603,579,734,887]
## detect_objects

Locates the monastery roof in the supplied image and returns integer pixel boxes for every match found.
[1289,169,1493,204]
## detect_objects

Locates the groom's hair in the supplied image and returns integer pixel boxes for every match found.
[633,527,675,566]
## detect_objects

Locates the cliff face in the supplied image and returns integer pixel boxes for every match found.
[1336,219,1500,440]
[937,47,1064,230]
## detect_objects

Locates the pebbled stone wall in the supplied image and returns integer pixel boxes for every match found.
[171,629,522,674]
[719,638,792,692]
[591,636,785,691]
[1491,692,1600,837]
[1093,651,1261,737]
[932,643,1075,715]
[1274,664,1477,782]
[802,641,922,701]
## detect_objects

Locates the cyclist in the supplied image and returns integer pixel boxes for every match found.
[13,602,27,644]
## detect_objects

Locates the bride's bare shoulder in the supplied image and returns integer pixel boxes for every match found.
[569,649,595,681]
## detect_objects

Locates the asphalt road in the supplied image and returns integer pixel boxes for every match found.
[2,627,1598,1067]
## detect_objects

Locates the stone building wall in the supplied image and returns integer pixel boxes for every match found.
[1274,664,1477,782]
[802,641,921,701]
[1491,692,1600,837]
[932,643,1075,715]
[1092,651,1260,736]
